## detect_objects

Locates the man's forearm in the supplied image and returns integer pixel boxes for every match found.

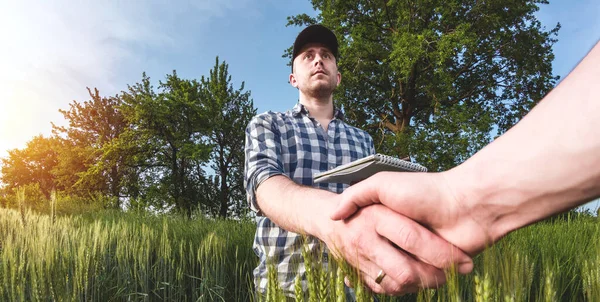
[450,41,600,241]
[256,175,336,239]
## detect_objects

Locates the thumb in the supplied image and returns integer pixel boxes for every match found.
[330,201,359,220]
[330,177,381,220]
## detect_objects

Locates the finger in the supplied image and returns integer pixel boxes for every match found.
[333,221,424,295]
[365,232,447,294]
[330,201,360,221]
[351,256,420,295]
[344,276,352,288]
[330,175,382,220]
[373,205,473,274]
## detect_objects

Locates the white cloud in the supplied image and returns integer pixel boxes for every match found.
[0,0,258,158]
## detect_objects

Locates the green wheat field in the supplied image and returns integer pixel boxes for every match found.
[0,205,598,301]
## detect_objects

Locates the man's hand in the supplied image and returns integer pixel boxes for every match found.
[331,171,494,257]
[319,200,473,295]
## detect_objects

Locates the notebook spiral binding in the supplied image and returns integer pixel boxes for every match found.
[375,154,428,172]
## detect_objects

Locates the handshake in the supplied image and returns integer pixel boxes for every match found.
[322,154,597,295]
[320,169,497,295]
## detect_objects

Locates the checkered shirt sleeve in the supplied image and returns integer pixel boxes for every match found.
[244,113,286,213]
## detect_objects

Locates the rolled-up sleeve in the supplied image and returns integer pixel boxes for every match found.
[244,113,286,214]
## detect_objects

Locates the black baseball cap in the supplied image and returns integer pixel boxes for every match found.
[291,24,339,72]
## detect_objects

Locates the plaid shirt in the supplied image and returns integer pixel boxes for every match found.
[244,103,375,296]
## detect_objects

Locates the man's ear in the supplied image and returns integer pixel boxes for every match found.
[336,71,342,86]
[289,73,298,88]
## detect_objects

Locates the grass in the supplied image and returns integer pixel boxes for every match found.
[260,217,600,302]
[372,217,600,302]
[0,207,256,301]
[0,204,598,301]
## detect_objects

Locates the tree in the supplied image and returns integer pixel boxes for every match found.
[288,0,559,170]
[0,135,60,198]
[120,72,212,217]
[201,58,256,218]
[52,88,131,205]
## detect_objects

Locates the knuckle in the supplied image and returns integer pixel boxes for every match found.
[394,268,416,289]
[388,284,404,295]
[368,283,385,294]
[432,249,452,269]
[396,224,418,251]
[384,279,410,295]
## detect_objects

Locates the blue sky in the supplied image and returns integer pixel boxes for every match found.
[0,0,599,211]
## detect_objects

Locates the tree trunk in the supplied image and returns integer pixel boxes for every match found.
[110,164,120,208]
[219,168,228,218]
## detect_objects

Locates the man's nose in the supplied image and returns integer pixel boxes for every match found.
[313,55,324,66]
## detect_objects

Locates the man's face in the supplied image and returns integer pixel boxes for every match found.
[290,43,341,98]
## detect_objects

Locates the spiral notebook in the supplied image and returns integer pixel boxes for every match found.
[313,153,427,184]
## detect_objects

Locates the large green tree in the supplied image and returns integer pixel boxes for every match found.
[201,58,256,218]
[120,72,213,216]
[120,60,256,218]
[288,0,559,171]
[52,88,131,204]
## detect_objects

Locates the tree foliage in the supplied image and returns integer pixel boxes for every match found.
[201,58,256,218]
[52,88,131,204]
[1,58,255,218]
[1,135,60,198]
[119,71,213,216]
[288,0,560,170]
[116,58,255,217]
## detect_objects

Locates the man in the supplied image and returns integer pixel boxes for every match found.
[331,41,600,294]
[244,24,471,299]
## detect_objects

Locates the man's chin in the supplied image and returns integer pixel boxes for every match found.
[303,85,335,99]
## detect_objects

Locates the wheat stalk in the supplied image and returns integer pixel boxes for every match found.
[17,187,26,227]
[50,190,57,224]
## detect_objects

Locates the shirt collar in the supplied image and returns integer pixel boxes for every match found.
[292,102,345,120]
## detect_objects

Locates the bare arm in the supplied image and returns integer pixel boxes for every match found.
[451,40,600,243]
[256,175,336,237]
